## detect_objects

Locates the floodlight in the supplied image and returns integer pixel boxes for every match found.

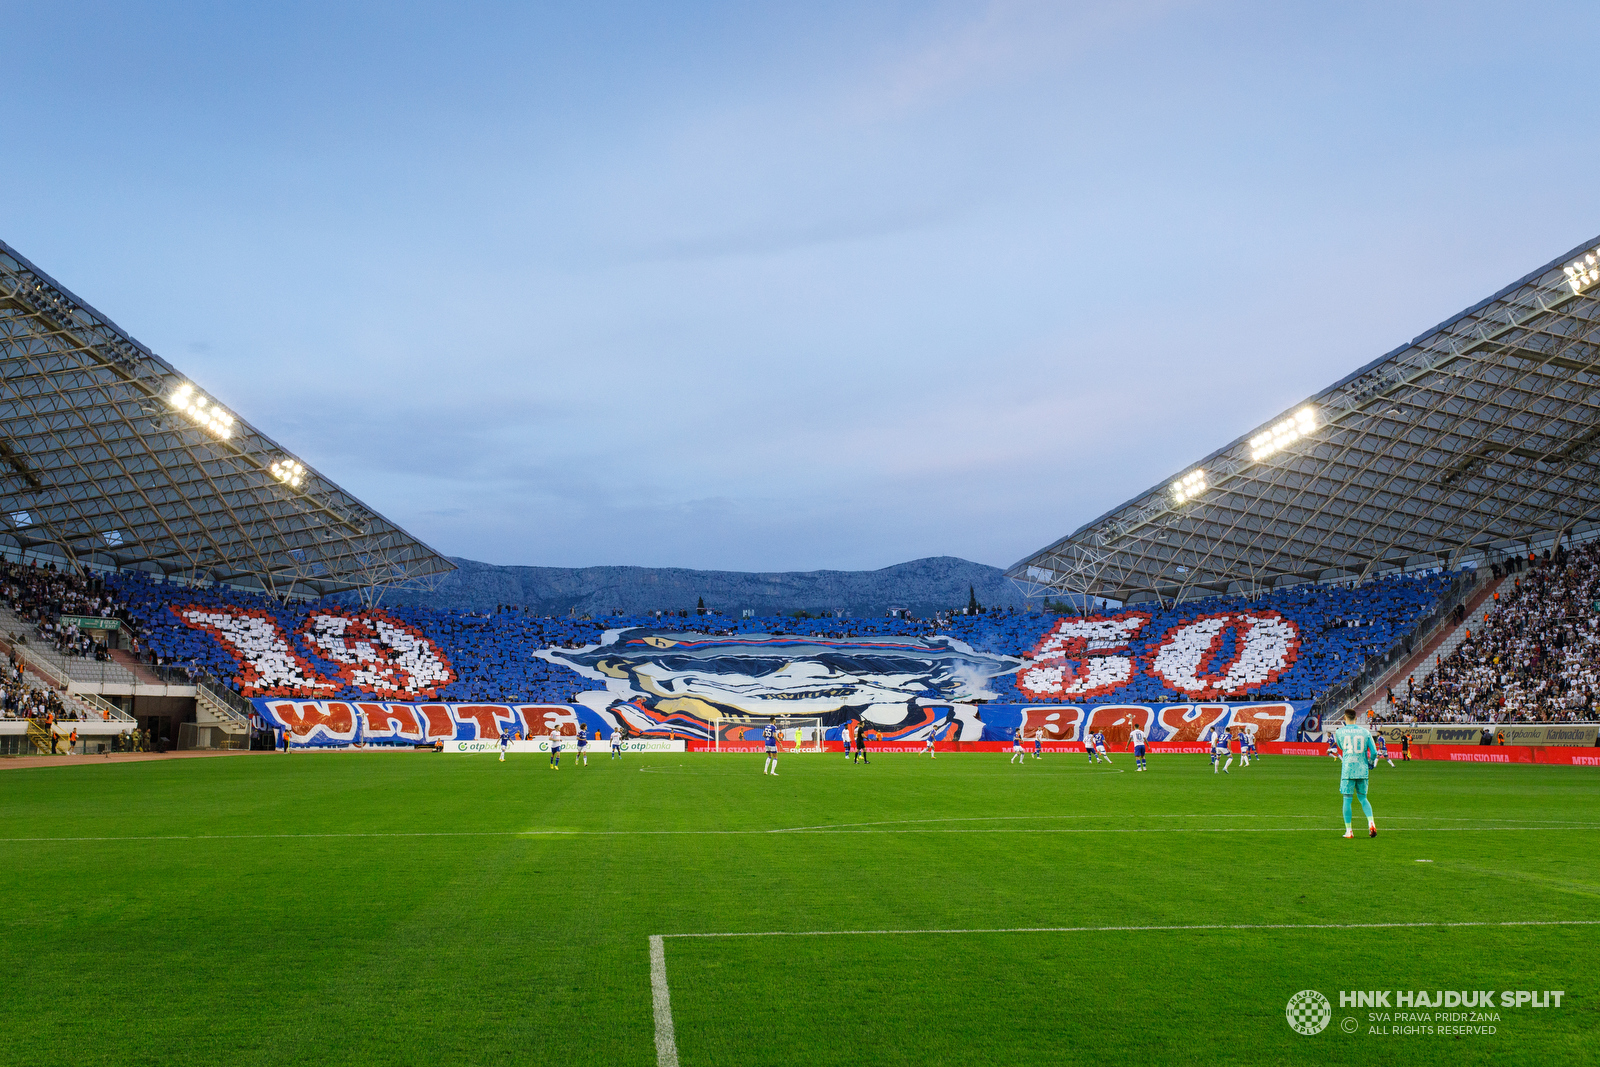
[168,382,235,439]
[1562,248,1600,293]
[270,458,305,489]
[1170,468,1207,504]
[1250,406,1319,461]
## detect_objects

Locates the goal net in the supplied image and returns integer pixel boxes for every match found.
[717,716,826,752]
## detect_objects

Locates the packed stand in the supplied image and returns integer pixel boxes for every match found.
[0,561,131,660]
[951,570,1450,703]
[106,564,1452,706]
[0,649,70,721]
[1395,544,1600,723]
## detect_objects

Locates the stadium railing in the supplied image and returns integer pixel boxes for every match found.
[194,676,253,733]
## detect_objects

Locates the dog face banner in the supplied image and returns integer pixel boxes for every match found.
[537,629,1022,732]
[183,602,1316,717]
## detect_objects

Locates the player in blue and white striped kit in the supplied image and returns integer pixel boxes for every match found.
[1092,731,1112,764]
[762,722,779,776]
[575,723,589,766]
[1372,729,1395,767]
[1238,727,1257,768]
[1210,726,1232,774]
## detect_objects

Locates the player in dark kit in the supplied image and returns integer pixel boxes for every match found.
[1400,732,1411,761]
[762,722,779,775]
[853,722,869,764]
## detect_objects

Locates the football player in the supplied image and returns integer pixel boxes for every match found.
[1210,725,1232,774]
[1372,727,1395,768]
[1093,731,1112,764]
[1332,709,1379,838]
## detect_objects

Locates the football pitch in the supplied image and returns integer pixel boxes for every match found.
[3,749,1596,1066]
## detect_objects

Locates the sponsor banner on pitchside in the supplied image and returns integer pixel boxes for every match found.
[1500,724,1599,747]
[1375,724,1600,747]
[1373,725,1486,746]
[1264,742,1600,766]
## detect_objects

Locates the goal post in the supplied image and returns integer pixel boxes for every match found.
[713,715,826,752]
[779,717,826,752]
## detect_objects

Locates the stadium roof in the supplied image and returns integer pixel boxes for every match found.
[1008,235,1600,605]
[0,239,454,602]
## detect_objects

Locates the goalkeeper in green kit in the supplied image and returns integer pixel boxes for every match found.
[1332,708,1379,839]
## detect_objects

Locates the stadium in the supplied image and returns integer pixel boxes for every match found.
[5,13,1600,1065]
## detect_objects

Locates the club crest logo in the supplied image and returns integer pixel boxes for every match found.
[1285,989,1332,1034]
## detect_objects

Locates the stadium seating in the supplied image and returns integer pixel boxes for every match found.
[1399,542,1599,723]
[103,566,1454,706]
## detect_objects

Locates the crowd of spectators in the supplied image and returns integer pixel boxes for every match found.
[0,560,129,659]
[0,650,69,722]
[106,565,1453,705]
[11,544,1595,738]
[1393,543,1600,723]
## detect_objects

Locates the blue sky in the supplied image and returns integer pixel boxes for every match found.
[6,2,1598,572]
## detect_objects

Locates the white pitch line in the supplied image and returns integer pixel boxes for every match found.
[4,822,1598,843]
[649,935,680,1067]
[659,918,1600,940]
[647,918,1600,1063]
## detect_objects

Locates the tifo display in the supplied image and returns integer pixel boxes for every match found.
[104,568,1449,741]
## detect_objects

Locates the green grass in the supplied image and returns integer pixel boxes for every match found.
[2,750,1597,1066]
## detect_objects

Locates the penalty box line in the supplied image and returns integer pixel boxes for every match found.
[646,919,1600,1065]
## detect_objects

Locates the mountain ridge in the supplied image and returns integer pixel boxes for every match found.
[378,555,1029,617]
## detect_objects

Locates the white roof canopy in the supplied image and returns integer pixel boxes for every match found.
[1009,236,1600,604]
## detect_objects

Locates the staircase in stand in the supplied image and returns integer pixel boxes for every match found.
[26,719,53,755]
[194,681,252,748]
